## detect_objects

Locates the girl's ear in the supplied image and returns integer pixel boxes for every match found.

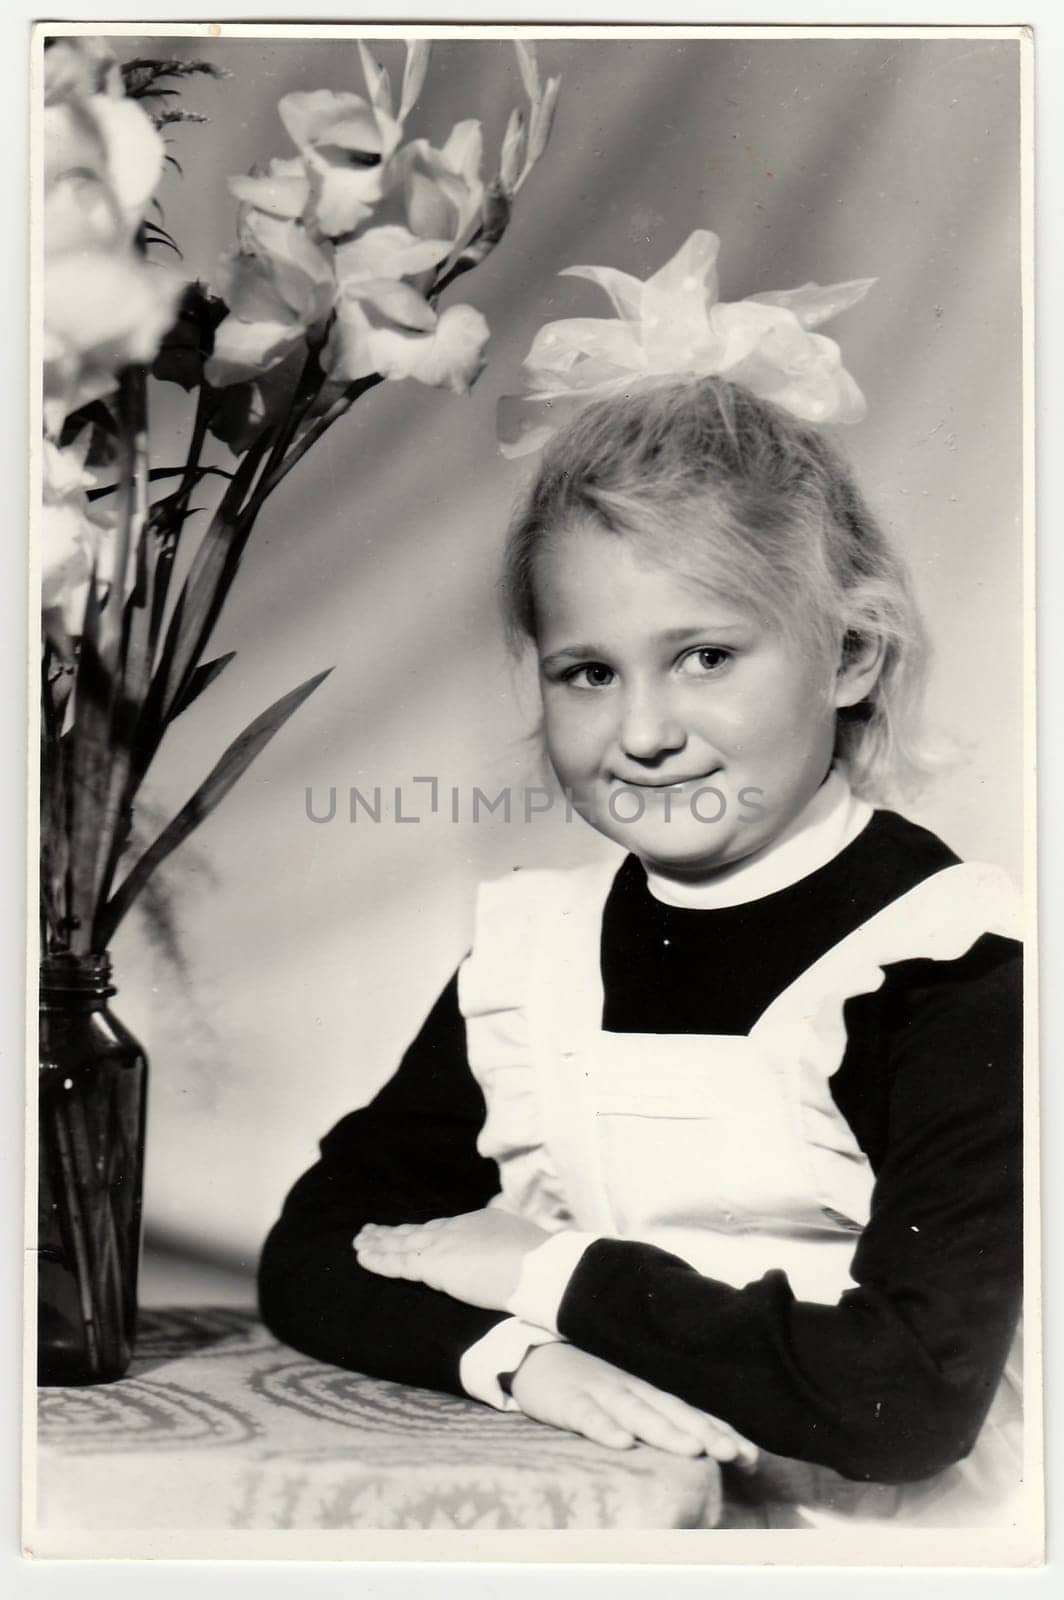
[833,629,886,709]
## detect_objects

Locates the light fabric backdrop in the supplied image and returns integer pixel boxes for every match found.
[99,35,1023,1269]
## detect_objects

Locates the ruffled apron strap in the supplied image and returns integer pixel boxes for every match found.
[458,858,622,1230]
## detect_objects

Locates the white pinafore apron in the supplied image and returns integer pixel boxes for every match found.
[459,855,1025,1527]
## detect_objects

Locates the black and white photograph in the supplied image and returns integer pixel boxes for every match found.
[25,17,1039,1565]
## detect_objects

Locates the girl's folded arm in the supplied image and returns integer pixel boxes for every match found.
[542,943,1023,1484]
[258,972,511,1397]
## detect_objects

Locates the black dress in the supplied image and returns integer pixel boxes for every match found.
[259,807,1022,1514]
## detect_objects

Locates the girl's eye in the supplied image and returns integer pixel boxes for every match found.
[679,647,731,677]
[563,662,615,689]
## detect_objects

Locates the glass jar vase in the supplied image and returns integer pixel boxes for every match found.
[37,952,149,1386]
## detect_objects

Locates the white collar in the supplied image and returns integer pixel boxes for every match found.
[641,768,874,910]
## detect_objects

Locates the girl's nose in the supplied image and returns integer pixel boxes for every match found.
[618,685,686,762]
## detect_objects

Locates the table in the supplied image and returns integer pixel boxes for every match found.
[34,1307,724,1533]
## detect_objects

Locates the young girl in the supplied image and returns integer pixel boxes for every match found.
[259,238,1023,1527]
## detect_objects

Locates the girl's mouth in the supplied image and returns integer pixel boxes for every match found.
[611,771,722,790]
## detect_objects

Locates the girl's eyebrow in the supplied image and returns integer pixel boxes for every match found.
[659,622,750,640]
[540,623,750,665]
[538,646,603,668]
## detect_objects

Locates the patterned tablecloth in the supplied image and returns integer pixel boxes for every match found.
[35,1308,723,1531]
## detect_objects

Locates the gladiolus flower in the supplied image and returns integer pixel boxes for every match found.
[43,37,123,106]
[207,345,307,454]
[327,285,488,394]
[333,223,452,288]
[204,210,335,387]
[396,120,485,265]
[324,121,486,304]
[278,86,403,238]
[40,436,119,642]
[44,251,183,437]
[499,42,561,198]
[228,42,432,245]
[43,38,179,439]
[228,156,311,223]
[45,90,166,255]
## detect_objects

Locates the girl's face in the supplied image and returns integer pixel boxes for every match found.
[533,519,874,881]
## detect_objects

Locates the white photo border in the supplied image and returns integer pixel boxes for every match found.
[7,1,1058,1591]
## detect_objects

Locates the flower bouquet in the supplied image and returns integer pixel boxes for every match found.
[36,35,560,1383]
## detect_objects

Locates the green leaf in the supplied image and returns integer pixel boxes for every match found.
[167,651,236,720]
[121,58,230,109]
[141,221,183,259]
[148,432,273,730]
[97,667,332,946]
[87,465,233,502]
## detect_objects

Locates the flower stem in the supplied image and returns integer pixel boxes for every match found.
[47,1092,102,1377]
[258,338,328,489]
[92,369,154,941]
[255,374,383,507]
[147,385,214,666]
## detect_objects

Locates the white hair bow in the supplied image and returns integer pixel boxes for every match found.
[497,230,875,459]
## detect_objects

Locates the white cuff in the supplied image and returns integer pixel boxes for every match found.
[505,1231,601,1335]
[459,1318,560,1411]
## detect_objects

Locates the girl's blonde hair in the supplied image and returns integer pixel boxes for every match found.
[502,377,932,803]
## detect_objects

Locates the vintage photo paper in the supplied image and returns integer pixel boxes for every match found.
[24,18,1040,1567]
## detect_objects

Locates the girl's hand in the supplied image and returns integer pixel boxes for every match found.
[353,1208,550,1312]
[510,1343,760,1468]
